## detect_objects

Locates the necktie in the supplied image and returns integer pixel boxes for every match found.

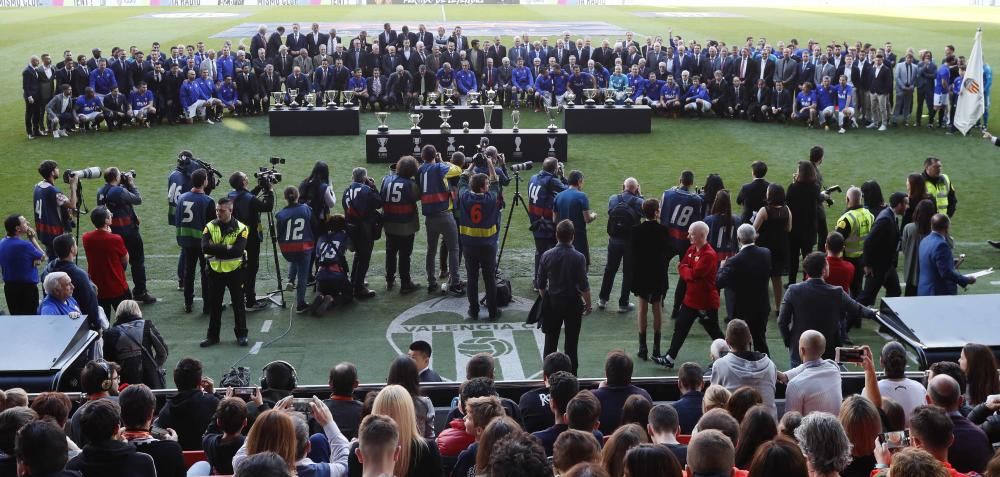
[907,64,912,84]
[740,59,746,78]
[156,73,160,82]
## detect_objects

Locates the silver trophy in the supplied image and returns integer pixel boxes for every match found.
[623,86,634,107]
[427,91,439,108]
[444,88,455,107]
[605,95,616,107]
[544,103,562,132]
[287,88,299,107]
[413,137,421,154]
[482,103,495,134]
[548,136,557,156]
[511,109,520,132]
[377,137,389,154]
[583,88,597,107]
[305,93,316,109]
[271,91,284,110]
[486,89,497,105]
[375,112,390,133]
[324,90,339,109]
[439,109,452,134]
[343,90,356,108]
[409,113,423,132]
[564,91,577,108]
[468,91,481,106]
[462,121,470,133]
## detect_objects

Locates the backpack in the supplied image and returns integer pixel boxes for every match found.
[607,194,639,239]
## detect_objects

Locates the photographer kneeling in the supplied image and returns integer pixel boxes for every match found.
[227,171,274,311]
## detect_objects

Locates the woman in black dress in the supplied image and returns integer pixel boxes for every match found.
[753,183,792,314]
[786,161,820,285]
[629,198,671,361]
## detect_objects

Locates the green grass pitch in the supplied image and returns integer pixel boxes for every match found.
[1,5,999,386]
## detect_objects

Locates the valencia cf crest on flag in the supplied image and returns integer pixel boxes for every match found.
[964,78,981,95]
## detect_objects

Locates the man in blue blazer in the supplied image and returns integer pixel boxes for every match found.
[918,214,975,296]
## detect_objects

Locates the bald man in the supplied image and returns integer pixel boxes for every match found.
[598,177,643,314]
[926,375,992,474]
[782,330,843,416]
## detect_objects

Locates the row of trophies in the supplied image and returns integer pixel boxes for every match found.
[373,103,564,134]
[566,86,636,108]
[271,89,358,110]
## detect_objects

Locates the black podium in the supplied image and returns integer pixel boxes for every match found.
[0,315,99,392]
[878,294,1000,369]
[365,128,568,164]
[268,107,360,136]
[415,105,504,130]
[563,105,652,133]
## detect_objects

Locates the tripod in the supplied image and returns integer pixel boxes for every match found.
[259,207,286,308]
[73,183,89,264]
[496,171,531,265]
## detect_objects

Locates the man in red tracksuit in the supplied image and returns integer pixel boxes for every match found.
[659,221,725,368]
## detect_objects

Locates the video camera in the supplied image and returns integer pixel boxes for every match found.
[254,156,285,188]
[177,151,222,194]
[823,185,842,207]
[63,166,102,184]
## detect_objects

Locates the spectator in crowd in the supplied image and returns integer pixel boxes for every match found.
[629,198,671,361]
[878,341,927,423]
[726,386,763,424]
[118,384,184,477]
[520,352,573,433]
[539,220,592,375]
[715,224,772,355]
[356,415,399,477]
[601,423,645,477]
[565,390,604,440]
[288,401,350,477]
[347,385,441,477]
[469,417,522,477]
[4,388,28,409]
[81,207,130,316]
[702,385,732,415]
[37,271,80,316]
[102,300,168,389]
[407,340,442,383]
[0,407,39,476]
[41,234,103,331]
[28,392,79,456]
[778,411,803,441]
[155,357,219,450]
[733,405,777,469]
[745,438,808,477]
[0,214,45,315]
[619,394,652,433]
[671,362,704,434]
[876,405,976,477]
[782,330,843,416]
[880,398,908,433]
[887,448,950,477]
[794,412,851,477]
[386,355,435,439]
[752,183,791,314]
[684,429,742,477]
[926,375,992,474]
[451,396,506,477]
[234,452,292,477]
[490,434,553,477]
[927,361,974,416]
[198,397,248,476]
[13,420,78,477]
[960,343,1000,407]
[694,408,740,446]
[839,394,883,477]
[445,375,520,427]
[710,319,777,417]
[593,351,653,436]
[531,371,581,456]
[553,429,602,476]
[317,362,363,441]
[623,444,683,477]
[238,410,297,474]
[66,360,120,447]
[918,214,975,296]
[647,404,688,467]
[66,399,156,477]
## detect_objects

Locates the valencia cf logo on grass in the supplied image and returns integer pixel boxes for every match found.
[965,78,981,95]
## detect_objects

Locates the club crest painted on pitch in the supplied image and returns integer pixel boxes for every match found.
[386,296,544,381]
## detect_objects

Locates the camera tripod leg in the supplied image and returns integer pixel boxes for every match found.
[260,210,286,308]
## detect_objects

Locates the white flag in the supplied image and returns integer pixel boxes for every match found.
[954,29,985,136]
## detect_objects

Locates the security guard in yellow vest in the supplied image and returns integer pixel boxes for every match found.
[835,187,874,299]
[922,157,956,217]
[200,197,250,347]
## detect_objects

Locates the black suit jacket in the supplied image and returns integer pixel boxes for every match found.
[109,59,132,91]
[378,30,397,52]
[797,62,816,87]
[751,58,776,87]
[102,92,128,113]
[716,244,772,319]
[55,68,75,90]
[863,207,899,270]
[272,55,294,78]
[285,32,308,53]
[770,88,792,111]
[235,71,258,96]
[285,73,310,93]
[143,70,168,100]
[250,33,270,58]
[311,67,331,92]
[869,64,893,95]
[416,31,434,49]
[449,35,469,51]
[737,178,769,224]
[779,278,875,362]
[306,32,329,56]
[330,66,350,90]
[345,49,368,72]
[258,71,281,93]
[266,34,284,59]
[23,66,41,99]
[837,63,862,87]
[728,84,749,110]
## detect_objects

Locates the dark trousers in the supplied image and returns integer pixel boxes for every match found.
[858,265,901,307]
[533,237,556,288]
[318,276,354,305]
[206,268,248,340]
[599,239,633,307]
[4,281,39,315]
[122,231,148,296]
[25,99,41,135]
[904,283,918,297]
[99,292,132,320]
[666,305,724,359]
[845,256,864,298]
[464,243,498,317]
[743,311,770,357]
[787,234,814,285]
[665,247,687,318]
[182,245,208,309]
[542,295,584,375]
[916,86,933,123]
[53,111,75,130]
[816,206,828,254]
[350,225,375,293]
[105,111,127,129]
[244,236,261,305]
[386,233,415,283]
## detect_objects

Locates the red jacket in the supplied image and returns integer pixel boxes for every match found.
[826,255,854,293]
[437,419,475,457]
[679,243,720,310]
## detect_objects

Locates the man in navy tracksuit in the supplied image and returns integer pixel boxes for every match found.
[96,167,156,304]
[457,161,501,320]
[342,167,383,299]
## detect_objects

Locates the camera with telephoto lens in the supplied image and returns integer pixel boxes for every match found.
[63,166,102,184]
[510,162,533,172]
[823,185,842,207]
[121,169,137,180]
[254,157,285,187]
[177,151,222,194]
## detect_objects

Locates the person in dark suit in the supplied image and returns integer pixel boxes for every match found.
[305,23,329,57]
[23,55,43,138]
[397,25,417,50]
[773,48,798,91]
[234,65,259,115]
[163,64,185,123]
[250,25,271,60]
[748,79,771,122]
[363,45,382,78]
[266,25,285,58]
[917,214,976,296]
[101,86,129,130]
[708,71,730,117]
[449,26,468,52]
[726,76,749,118]
[108,52,132,93]
[330,58,350,91]
[868,54,893,130]
[671,362,705,434]
[415,25,434,51]
[752,53,776,87]
[488,37,507,66]
[368,67,389,111]
[797,52,817,91]
[378,23,397,53]
[311,58,331,96]
[127,53,147,91]
[55,59,76,91]
[143,63,168,121]
[925,376,993,474]
[272,46,294,79]
[779,252,876,366]
[858,192,905,306]
[285,23,308,53]
[344,39,367,73]
[386,65,413,111]
[258,64,281,110]
[737,161,769,225]
[284,67,310,105]
[406,43,425,76]
[716,224,772,356]
[87,48,103,71]
[769,81,793,121]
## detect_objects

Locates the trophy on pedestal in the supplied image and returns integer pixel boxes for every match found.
[287,89,299,108]
[623,86,634,107]
[439,109,452,134]
[343,90,356,108]
[482,103,495,134]
[375,112,390,134]
[583,88,597,107]
[468,91,481,106]
[444,88,455,107]
[409,113,423,134]
[324,90,339,109]
[605,94,616,107]
[486,89,497,105]
[564,91,577,108]
[544,103,562,132]
[305,93,316,109]
[462,121,470,134]
[271,92,284,110]
[427,91,439,108]
[511,109,520,133]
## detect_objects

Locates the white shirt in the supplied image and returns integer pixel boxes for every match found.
[879,378,928,423]
[784,359,844,416]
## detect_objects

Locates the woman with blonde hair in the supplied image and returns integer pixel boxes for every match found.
[101,299,168,388]
[601,423,646,477]
[702,384,731,413]
[839,395,882,477]
[245,410,298,472]
[347,384,440,477]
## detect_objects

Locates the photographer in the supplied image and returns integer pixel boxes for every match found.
[475,146,511,225]
[97,167,155,304]
[380,157,421,294]
[168,151,196,290]
[418,145,465,295]
[598,178,643,314]
[227,171,275,311]
[33,160,78,260]
[275,186,315,313]
[457,161,502,321]
[175,169,216,314]
[527,158,568,289]
[341,167,383,299]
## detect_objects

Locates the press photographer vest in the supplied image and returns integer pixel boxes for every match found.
[924,174,951,214]
[839,207,874,259]
[458,189,499,247]
[204,220,247,273]
[96,183,137,235]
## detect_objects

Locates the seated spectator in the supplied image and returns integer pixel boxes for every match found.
[881,398,907,432]
[3,388,28,409]
[238,410,297,474]
[960,343,1000,408]
[408,340,443,383]
[66,399,156,477]
[709,339,730,365]
[725,386,762,424]
[29,392,79,457]
[445,377,520,428]
[467,417,522,477]
[875,405,976,477]
[619,394,652,435]
[289,402,350,477]
[102,300,168,389]
[593,351,653,436]
[489,434,553,477]
[346,385,441,477]
[451,396,506,477]
[693,409,739,447]
[13,420,76,477]
[710,319,777,417]
[519,352,573,433]
[356,415,399,477]
[733,405,776,469]
[647,404,687,467]
[888,448,950,477]
[316,362,363,440]
[839,395,883,477]
[623,444,683,477]
[878,341,927,423]
[0,407,38,476]
[260,360,298,406]
[531,371,582,456]
[928,361,973,416]
[66,360,120,447]
[745,438,808,477]
[794,413,851,477]
[566,390,605,441]
[671,362,705,434]
[601,423,645,477]
[118,384,184,477]
[438,379,488,474]
[927,375,992,474]
[386,356,435,439]
[199,397,247,476]
[554,429,602,476]
[38,271,80,316]
[777,411,802,442]
[565,462,611,477]
[40,234,103,331]
[684,429,745,477]
[701,385,731,415]
[155,357,220,450]
[235,451,292,477]
[782,330,842,416]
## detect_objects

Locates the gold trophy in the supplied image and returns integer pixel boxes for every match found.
[544,103,562,132]
[343,90,356,108]
[271,91,284,110]
[439,109,452,134]
[564,91,577,108]
[444,88,455,107]
[427,91,439,108]
[482,103,495,134]
[287,88,299,108]
[375,111,390,133]
[324,90,339,109]
[583,88,597,107]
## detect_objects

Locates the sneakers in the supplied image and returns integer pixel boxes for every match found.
[838,128,846,134]
[427,281,439,293]
[295,303,309,313]
[866,122,878,129]
[652,354,675,368]
[52,130,61,139]
[618,303,634,313]
[597,299,608,310]
[284,281,296,292]
[206,118,215,125]
[400,281,421,294]
[237,337,249,347]
[446,282,466,297]
[878,125,887,132]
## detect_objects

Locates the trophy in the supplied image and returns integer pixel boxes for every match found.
[605,95,616,107]
[544,104,562,132]
[482,103,495,134]
[564,91,577,108]
[462,121,470,133]
[511,109,520,132]
[375,112,390,134]
[486,89,497,105]
[468,91,481,106]
[324,90,339,109]
[583,88,597,107]
[427,91,439,108]
[287,88,299,108]
[623,86,634,107]
[271,91,284,110]
[409,113,423,132]
[439,109,452,134]
[304,93,316,109]
[444,88,455,107]
[343,90,356,108]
